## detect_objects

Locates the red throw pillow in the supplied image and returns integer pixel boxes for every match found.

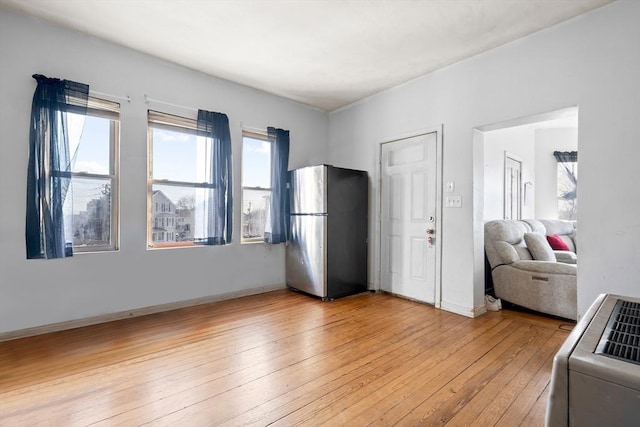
[546,234,570,251]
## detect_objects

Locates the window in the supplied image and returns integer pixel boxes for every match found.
[66,97,120,252]
[554,151,578,221]
[241,130,271,243]
[147,110,229,248]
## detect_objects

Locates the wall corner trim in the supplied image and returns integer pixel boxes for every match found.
[440,300,487,318]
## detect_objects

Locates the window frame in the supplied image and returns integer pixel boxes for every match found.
[68,96,120,253]
[241,129,271,244]
[147,110,221,249]
[556,160,578,221]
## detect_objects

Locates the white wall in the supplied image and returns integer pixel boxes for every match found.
[535,128,579,219]
[0,10,329,334]
[329,0,640,318]
[483,126,536,220]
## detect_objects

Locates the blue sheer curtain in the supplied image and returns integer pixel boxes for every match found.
[197,109,233,244]
[26,74,88,259]
[265,127,290,244]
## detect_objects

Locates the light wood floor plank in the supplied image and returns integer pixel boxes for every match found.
[0,289,572,426]
[488,330,567,427]
[363,321,533,426]
[281,316,513,426]
[151,304,449,426]
[315,315,508,426]
[101,301,427,425]
[431,324,555,426]
[96,295,420,425]
[3,293,403,425]
[221,313,484,427]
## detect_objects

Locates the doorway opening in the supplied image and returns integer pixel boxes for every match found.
[473,106,579,305]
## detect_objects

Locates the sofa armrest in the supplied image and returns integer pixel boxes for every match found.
[491,263,577,320]
[510,260,577,275]
[554,250,577,264]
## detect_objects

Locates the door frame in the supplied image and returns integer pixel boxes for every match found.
[377,126,443,308]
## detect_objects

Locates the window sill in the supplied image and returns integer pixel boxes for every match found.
[241,238,266,245]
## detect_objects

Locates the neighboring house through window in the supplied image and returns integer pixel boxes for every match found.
[151,190,185,244]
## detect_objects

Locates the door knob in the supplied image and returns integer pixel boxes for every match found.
[426,228,435,235]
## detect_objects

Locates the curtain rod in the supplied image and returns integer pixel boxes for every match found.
[240,122,268,135]
[145,94,198,112]
[91,90,131,103]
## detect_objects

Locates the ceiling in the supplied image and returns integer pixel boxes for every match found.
[0,0,613,112]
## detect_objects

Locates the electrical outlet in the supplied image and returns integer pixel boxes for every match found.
[446,196,462,208]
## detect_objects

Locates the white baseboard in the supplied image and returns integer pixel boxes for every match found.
[440,300,487,318]
[0,283,286,342]
[474,304,488,317]
[373,291,489,318]
[377,290,437,307]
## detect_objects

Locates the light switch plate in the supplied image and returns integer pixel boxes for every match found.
[446,181,455,193]
[446,196,462,208]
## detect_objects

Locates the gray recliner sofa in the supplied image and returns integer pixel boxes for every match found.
[484,219,577,320]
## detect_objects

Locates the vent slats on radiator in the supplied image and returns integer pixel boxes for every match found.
[595,300,640,364]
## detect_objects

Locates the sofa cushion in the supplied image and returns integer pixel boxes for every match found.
[546,234,570,251]
[539,219,574,236]
[524,233,555,261]
[493,241,524,264]
[522,219,546,234]
[540,219,577,252]
[554,251,577,264]
[560,234,576,253]
[510,260,577,275]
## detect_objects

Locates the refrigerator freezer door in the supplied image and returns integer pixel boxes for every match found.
[290,165,327,214]
[286,215,327,298]
[326,167,368,298]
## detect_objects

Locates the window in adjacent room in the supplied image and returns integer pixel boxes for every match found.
[241,130,271,243]
[554,151,578,221]
[66,97,120,252]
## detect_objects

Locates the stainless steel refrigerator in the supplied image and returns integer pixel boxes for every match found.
[286,165,368,300]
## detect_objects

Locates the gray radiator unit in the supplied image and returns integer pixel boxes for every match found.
[546,293,640,426]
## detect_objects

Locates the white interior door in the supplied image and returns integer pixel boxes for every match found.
[504,153,522,220]
[380,132,438,304]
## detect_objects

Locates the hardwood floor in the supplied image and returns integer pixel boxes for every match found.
[0,290,573,426]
